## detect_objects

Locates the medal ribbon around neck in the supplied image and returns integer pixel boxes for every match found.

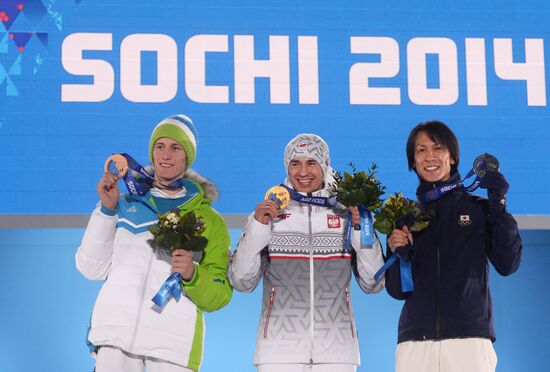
[277,184,339,208]
[418,153,500,204]
[104,153,186,196]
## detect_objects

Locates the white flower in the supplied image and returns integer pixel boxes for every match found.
[166,212,180,224]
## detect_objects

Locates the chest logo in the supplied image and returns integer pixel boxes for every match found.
[327,214,341,228]
[126,206,137,213]
[277,213,291,220]
[458,215,471,226]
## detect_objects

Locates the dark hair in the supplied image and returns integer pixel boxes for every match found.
[406,120,460,174]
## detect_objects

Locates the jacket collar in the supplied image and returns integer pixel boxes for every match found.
[416,171,463,202]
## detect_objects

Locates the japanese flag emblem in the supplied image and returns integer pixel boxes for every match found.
[458,215,472,226]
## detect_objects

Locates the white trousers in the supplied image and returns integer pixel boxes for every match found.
[257,364,356,372]
[395,338,497,372]
[95,346,194,372]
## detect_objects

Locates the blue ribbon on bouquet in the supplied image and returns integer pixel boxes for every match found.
[106,153,186,196]
[344,205,374,250]
[152,272,182,308]
[374,251,414,292]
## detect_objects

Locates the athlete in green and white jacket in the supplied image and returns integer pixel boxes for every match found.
[76,115,231,372]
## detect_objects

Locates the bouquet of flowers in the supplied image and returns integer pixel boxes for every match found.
[331,163,385,211]
[149,209,208,254]
[373,192,431,234]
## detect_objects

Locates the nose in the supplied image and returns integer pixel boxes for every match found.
[425,148,435,161]
[297,163,308,175]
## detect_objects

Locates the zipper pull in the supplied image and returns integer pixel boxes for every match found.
[269,286,276,305]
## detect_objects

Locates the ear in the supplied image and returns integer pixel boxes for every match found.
[451,158,456,165]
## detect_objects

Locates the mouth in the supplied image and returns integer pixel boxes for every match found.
[295,178,314,187]
[424,165,440,172]
[158,162,174,168]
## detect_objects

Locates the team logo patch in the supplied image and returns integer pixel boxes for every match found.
[458,215,471,226]
[297,141,309,152]
[327,214,341,228]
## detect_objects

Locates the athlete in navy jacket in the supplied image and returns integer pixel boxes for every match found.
[385,120,522,372]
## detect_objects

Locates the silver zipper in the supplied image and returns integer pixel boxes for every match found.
[308,204,315,363]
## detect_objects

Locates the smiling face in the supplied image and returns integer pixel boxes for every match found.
[288,157,324,193]
[152,137,187,185]
[413,131,456,183]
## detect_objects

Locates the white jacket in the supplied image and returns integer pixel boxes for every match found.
[76,176,231,371]
[228,185,385,365]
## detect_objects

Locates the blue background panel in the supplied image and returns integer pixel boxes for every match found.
[0,228,548,372]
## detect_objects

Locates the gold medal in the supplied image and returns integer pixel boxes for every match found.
[104,154,128,177]
[264,185,291,210]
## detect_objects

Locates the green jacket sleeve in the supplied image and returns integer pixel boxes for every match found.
[182,207,233,312]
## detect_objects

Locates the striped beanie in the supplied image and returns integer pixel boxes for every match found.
[284,133,330,177]
[149,114,198,169]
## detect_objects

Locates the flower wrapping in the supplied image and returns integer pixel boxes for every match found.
[149,209,208,308]
[331,163,386,249]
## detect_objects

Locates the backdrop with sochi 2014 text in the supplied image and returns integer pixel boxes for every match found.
[0,0,549,216]
[0,2,549,372]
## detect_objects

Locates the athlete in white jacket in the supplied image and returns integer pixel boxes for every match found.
[228,133,385,372]
[77,115,232,372]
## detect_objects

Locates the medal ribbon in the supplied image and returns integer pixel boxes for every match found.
[418,169,483,204]
[374,251,414,292]
[419,155,498,204]
[279,184,339,208]
[107,153,185,196]
[151,272,183,308]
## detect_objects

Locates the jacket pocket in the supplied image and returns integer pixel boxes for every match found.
[345,287,355,339]
[263,285,276,338]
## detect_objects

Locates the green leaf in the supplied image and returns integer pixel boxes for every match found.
[373,218,394,235]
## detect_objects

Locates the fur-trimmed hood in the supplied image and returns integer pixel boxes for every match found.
[145,166,219,201]
[184,169,219,201]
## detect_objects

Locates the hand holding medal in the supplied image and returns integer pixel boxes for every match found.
[97,154,130,210]
[254,186,291,225]
[264,185,291,210]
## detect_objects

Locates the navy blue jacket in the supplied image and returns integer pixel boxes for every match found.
[385,173,522,343]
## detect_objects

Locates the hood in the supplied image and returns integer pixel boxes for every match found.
[146,165,219,201]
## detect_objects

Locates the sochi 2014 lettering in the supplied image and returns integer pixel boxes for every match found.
[61,33,547,106]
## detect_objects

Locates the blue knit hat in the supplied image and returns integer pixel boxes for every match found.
[149,114,198,169]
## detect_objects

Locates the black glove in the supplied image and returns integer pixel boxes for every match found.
[479,171,509,209]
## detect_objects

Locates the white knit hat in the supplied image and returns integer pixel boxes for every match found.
[284,133,330,176]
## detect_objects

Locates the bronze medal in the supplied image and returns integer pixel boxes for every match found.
[104,154,129,177]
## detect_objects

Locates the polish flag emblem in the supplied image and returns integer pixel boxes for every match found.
[327,214,341,228]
